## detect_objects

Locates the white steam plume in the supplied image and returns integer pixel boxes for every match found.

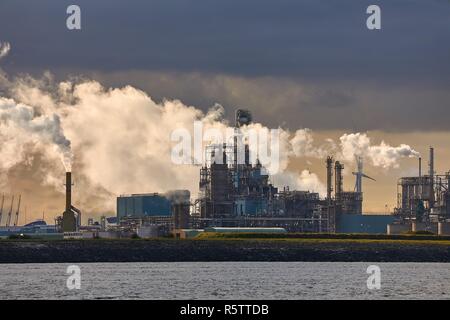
[339,133,420,169]
[0,97,72,172]
[290,129,419,169]
[0,42,10,60]
[0,71,420,217]
[291,128,336,158]
[272,170,326,197]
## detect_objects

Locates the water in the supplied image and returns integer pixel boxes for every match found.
[0,262,449,300]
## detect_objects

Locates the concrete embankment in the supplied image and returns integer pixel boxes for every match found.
[0,239,450,263]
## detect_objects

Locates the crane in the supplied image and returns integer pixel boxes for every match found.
[6,195,14,227]
[352,156,376,193]
[13,195,21,226]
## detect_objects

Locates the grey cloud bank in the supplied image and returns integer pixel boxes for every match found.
[0,0,449,132]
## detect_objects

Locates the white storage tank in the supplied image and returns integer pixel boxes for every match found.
[137,225,159,238]
[412,222,438,234]
[438,222,450,236]
[387,223,411,235]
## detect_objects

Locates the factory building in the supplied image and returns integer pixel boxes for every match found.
[395,147,450,222]
[336,214,395,234]
[189,109,393,234]
[59,108,434,237]
[191,109,341,233]
[117,193,172,218]
[389,147,450,234]
[116,190,191,237]
[61,172,82,232]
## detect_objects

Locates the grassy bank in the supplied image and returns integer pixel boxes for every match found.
[195,232,450,242]
[0,236,450,263]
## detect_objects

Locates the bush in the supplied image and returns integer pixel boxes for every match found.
[404,230,434,235]
[8,234,32,240]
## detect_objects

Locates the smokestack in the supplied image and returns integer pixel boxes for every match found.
[66,171,72,213]
[62,171,77,232]
[419,157,422,177]
[326,156,333,201]
[223,143,227,166]
[429,147,435,208]
[429,147,434,178]
[334,161,344,203]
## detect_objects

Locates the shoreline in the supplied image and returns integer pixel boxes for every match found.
[1,238,450,263]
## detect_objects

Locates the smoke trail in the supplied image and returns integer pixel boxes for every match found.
[0,97,72,172]
[290,130,419,169]
[272,170,326,197]
[339,133,420,169]
[290,128,336,158]
[0,70,421,218]
[0,42,10,60]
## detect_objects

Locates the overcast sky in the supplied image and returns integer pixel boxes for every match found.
[1,0,450,131]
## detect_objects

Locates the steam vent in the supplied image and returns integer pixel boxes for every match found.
[62,172,81,232]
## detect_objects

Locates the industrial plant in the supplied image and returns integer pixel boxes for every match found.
[390,147,450,234]
[0,109,449,239]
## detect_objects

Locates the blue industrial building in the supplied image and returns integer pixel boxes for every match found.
[117,193,171,218]
[336,214,396,234]
[117,191,190,219]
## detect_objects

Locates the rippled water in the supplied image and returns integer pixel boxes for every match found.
[0,262,449,300]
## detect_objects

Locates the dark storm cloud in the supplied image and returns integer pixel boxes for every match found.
[1,0,449,80]
[0,0,449,131]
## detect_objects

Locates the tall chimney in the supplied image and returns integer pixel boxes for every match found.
[66,171,72,212]
[429,147,434,178]
[326,156,333,201]
[62,171,77,232]
[335,161,344,203]
[418,157,422,177]
[429,147,435,208]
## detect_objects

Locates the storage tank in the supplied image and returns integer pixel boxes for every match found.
[438,222,450,236]
[137,225,159,238]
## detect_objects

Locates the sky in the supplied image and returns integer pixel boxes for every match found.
[0,0,449,222]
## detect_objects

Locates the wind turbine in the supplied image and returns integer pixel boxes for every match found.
[352,156,375,193]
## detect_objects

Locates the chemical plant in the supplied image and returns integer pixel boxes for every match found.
[0,109,449,239]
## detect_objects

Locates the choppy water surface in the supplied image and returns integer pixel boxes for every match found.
[0,262,449,300]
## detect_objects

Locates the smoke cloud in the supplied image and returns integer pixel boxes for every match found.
[290,128,336,159]
[339,133,420,169]
[0,68,420,219]
[272,170,326,197]
[290,129,419,169]
[0,97,72,172]
[0,42,10,60]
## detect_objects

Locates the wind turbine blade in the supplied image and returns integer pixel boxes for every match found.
[362,173,376,181]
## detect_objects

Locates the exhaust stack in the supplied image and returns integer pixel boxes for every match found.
[419,157,422,177]
[66,171,72,214]
[62,171,78,232]
[429,147,435,208]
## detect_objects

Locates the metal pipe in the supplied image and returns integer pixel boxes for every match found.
[429,147,435,208]
[326,156,333,201]
[335,161,344,202]
[419,157,422,177]
[66,171,72,213]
